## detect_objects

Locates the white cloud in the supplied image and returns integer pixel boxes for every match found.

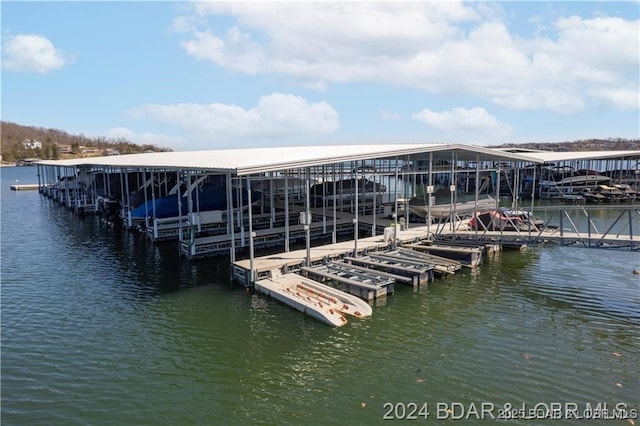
[379,110,401,120]
[180,27,264,74]
[413,107,512,138]
[127,93,339,139]
[174,2,639,112]
[2,34,72,74]
[106,127,185,150]
[177,2,478,83]
[586,87,640,110]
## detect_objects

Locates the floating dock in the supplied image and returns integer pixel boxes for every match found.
[394,247,462,275]
[300,261,395,301]
[330,259,415,285]
[402,242,485,268]
[10,183,40,191]
[254,273,373,327]
[343,253,434,286]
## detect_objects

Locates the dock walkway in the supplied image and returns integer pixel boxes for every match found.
[446,229,640,250]
[231,221,449,286]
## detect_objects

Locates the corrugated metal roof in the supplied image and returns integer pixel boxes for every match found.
[36,143,546,175]
[512,150,640,163]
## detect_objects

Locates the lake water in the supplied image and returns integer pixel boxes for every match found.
[1,165,639,425]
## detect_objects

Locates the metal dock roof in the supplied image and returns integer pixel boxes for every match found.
[36,143,547,175]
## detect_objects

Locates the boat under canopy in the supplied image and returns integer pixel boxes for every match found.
[130,184,260,218]
[309,178,386,207]
[408,188,495,219]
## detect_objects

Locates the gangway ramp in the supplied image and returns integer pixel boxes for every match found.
[301,262,395,301]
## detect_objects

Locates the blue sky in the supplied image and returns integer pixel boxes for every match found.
[2,1,639,151]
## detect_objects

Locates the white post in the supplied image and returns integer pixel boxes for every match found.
[354,161,359,257]
[305,167,311,266]
[247,177,255,285]
[284,175,290,252]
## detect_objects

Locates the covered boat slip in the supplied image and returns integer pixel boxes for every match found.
[34,144,535,216]
[36,147,640,245]
[35,144,547,254]
[34,146,640,257]
[35,145,639,326]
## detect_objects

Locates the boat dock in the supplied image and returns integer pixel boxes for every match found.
[30,144,639,327]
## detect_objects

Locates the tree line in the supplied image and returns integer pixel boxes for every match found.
[1,121,172,163]
[492,138,640,151]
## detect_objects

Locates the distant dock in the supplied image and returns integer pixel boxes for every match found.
[10,183,40,191]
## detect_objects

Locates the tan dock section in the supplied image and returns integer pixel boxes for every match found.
[254,273,373,327]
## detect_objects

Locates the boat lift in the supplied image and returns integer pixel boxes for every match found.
[300,261,396,301]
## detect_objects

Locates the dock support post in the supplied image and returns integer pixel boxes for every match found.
[428,152,433,228]
[305,167,311,267]
[372,159,377,236]
[227,173,236,263]
[587,210,592,248]
[629,209,635,251]
[247,177,255,285]
[354,161,359,257]
[393,156,399,250]
[450,151,456,233]
[284,175,290,252]
[332,164,337,244]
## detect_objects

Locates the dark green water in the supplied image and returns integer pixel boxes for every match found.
[2,166,639,425]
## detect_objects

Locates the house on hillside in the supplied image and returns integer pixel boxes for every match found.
[56,144,72,154]
[22,139,42,150]
[80,146,99,154]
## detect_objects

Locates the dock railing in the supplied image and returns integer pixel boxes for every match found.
[434,205,639,251]
[530,205,639,250]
